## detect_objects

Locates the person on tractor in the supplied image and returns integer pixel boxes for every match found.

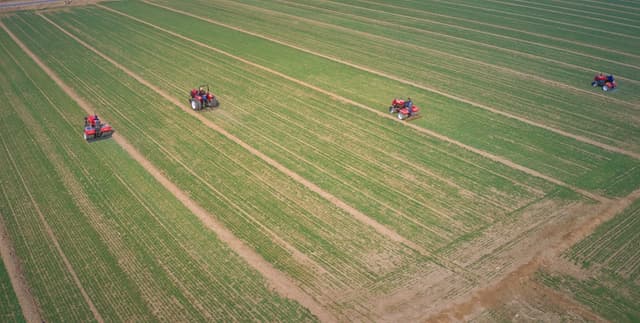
[592,73,607,87]
[404,97,413,116]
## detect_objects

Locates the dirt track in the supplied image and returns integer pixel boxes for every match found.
[1,19,334,323]
[102,3,611,204]
[428,188,640,321]
[144,1,640,160]
[0,197,42,323]
[1,22,105,322]
[3,3,639,321]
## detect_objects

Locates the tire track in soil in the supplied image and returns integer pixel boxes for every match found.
[241,0,640,111]
[82,5,520,283]
[424,0,640,41]
[574,0,640,12]
[103,3,612,203]
[341,0,640,61]
[54,6,485,286]
[45,13,371,286]
[70,6,434,255]
[6,49,182,320]
[2,19,334,323]
[485,0,640,29]
[0,192,42,323]
[0,36,44,323]
[428,187,640,322]
[353,0,640,87]
[141,1,640,161]
[0,134,104,323]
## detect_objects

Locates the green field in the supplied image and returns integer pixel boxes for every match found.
[1,0,639,321]
[0,259,24,323]
[536,198,640,322]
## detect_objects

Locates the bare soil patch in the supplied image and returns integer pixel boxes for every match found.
[1,18,334,322]
[0,204,42,322]
[144,1,640,160]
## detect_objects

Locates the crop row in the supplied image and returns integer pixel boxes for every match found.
[102,0,640,197]
[302,0,640,75]
[0,24,316,321]
[536,270,640,322]
[378,0,640,55]
[38,6,570,253]
[566,198,640,282]
[5,12,440,318]
[0,258,24,323]
[179,0,640,143]
[150,0,640,150]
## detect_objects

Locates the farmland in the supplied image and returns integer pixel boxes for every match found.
[0,0,639,321]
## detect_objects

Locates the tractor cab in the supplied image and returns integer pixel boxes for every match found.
[389,98,420,120]
[83,114,113,141]
[188,84,219,110]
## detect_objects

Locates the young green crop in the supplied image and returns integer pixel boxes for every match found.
[103,0,640,197]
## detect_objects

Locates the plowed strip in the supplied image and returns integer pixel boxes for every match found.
[98,4,609,203]
[335,0,640,86]
[47,10,433,255]
[330,0,640,60]
[426,0,640,40]
[0,199,42,323]
[486,0,640,29]
[0,20,333,323]
[0,134,104,323]
[243,0,639,110]
[143,1,640,160]
[429,187,640,321]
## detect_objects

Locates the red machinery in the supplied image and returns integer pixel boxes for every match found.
[389,98,420,120]
[189,84,219,110]
[83,114,113,141]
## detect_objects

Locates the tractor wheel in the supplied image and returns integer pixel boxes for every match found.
[211,98,219,107]
[398,113,406,120]
[603,86,609,92]
[191,99,201,110]
[83,133,88,140]
[389,106,395,113]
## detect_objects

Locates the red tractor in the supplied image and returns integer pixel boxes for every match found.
[592,73,617,92]
[189,84,219,110]
[389,98,420,120]
[83,114,113,141]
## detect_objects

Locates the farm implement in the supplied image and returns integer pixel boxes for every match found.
[591,73,617,92]
[83,114,113,141]
[389,98,420,120]
[188,84,219,110]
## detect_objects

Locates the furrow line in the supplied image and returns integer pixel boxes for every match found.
[238,95,500,227]
[0,189,42,323]
[430,187,640,321]
[248,0,640,110]
[56,7,488,284]
[2,19,333,323]
[484,0,640,29]
[8,47,201,319]
[423,0,640,40]
[139,1,640,161]
[0,131,104,323]
[340,0,640,60]
[76,6,436,256]
[99,16,513,212]
[331,0,640,85]
[322,0,640,73]
[568,0,640,12]
[104,4,610,203]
